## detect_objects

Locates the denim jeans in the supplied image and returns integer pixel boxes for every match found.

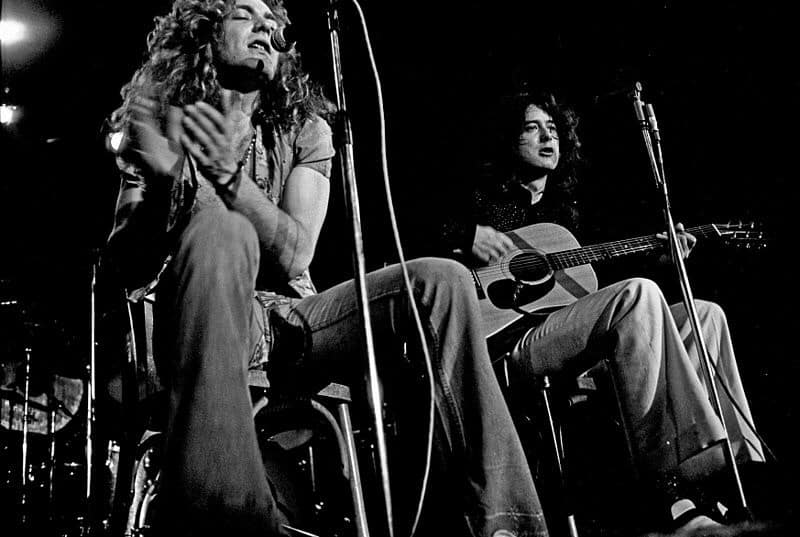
[511,277,764,482]
[151,208,548,537]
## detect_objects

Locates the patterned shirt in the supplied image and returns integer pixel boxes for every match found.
[438,176,580,256]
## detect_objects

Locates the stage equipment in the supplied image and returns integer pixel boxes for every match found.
[632,82,749,517]
[325,1,396,535]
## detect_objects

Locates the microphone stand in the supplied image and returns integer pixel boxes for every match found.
[326,2,393,536]
[631,83,749,516]
[20,344,33,528]
[84,256,98,531]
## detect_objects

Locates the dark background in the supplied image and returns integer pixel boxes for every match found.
[1,0,797,528]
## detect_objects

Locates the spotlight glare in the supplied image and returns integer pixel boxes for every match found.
[0,20,27,45]
[108,131,125,153]
[0,104,18,125]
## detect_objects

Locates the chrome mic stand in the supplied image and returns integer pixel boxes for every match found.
[84,257,98,531]
[326,2,393,536]
[631,82,749,515]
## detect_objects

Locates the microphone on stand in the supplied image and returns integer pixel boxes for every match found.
[632,82,663,188]
[271,25,298,52]
[632,82,647,125]
[645,103,661,143]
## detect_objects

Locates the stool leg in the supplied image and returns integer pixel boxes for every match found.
[540,376,580,537]
[337,402,370,537]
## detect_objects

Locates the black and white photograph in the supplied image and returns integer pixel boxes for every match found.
[1,1,796,536]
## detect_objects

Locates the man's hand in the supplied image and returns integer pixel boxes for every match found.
[471,224,515,264]
[127,96,184,178]
[179,90,240,188]
[656,222,697,263]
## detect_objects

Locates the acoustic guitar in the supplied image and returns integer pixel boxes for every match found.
[470,222,766,355]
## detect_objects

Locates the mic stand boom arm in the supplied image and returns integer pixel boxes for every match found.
[327,2,394,536]
[632,83,749,516]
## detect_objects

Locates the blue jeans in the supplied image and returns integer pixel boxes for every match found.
[151,208,548,537]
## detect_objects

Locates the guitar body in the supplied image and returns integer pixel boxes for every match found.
[473,223,598,347]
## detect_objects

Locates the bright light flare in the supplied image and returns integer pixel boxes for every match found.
[0,20,27,45]
[108,131,126,153]
[0,104,18,125]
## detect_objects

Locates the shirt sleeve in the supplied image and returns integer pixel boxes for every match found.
[104,152,180,292]
[293,115,336,178]
[107,155,147,245]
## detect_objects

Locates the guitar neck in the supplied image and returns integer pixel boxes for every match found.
[546,225,717,270]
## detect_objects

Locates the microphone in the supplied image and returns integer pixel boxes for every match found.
[271,25,298,53]
[645,103,661,142]
[632,82,647,124]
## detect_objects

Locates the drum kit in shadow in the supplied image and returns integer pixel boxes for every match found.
[1,284,91,535]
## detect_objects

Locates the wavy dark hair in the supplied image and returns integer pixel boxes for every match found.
[108,0,331,136]
[469,88,583,230]
[490,89,582,197]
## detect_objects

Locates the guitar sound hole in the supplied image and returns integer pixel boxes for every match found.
[508,251,550,283]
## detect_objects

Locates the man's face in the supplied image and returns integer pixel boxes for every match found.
[216,0,281,81]
[515,104,560,172]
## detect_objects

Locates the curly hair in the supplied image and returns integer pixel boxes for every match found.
[492,88,582,197]
[109,0,331,135]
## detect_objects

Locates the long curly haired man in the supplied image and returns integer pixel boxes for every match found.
[104,2,552,537]
[109,0,330,135]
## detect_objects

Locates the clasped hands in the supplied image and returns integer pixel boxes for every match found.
[127,90,240,189]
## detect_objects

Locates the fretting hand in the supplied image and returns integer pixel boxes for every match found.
[656,222,697,263]
[179,90,240,189]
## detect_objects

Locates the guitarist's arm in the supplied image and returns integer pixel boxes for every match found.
[433,182,482,261]
[599,223,699,293]
[440,218,479,259]
[469,225,516,264]
[438,178,519,265]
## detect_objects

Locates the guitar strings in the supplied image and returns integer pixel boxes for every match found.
[473,224,733,278]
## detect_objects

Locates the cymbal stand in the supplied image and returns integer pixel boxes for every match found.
[631,82,749,515]
[20,344,32,527]
[47,389,58,520]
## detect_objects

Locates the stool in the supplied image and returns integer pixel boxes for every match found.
[495,354,630,537]
[534,373,595,537]
[114,293,370,537]
[123,382,369,537]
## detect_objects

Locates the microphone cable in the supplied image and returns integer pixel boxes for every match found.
[349,1,435,536]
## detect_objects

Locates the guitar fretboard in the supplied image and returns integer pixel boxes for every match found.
[546,225,718,270]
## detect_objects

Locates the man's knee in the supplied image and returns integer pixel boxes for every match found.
[407,257,474,297]
[180,209,259,264]
[695,299,727,326]
[618,277,665,307]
